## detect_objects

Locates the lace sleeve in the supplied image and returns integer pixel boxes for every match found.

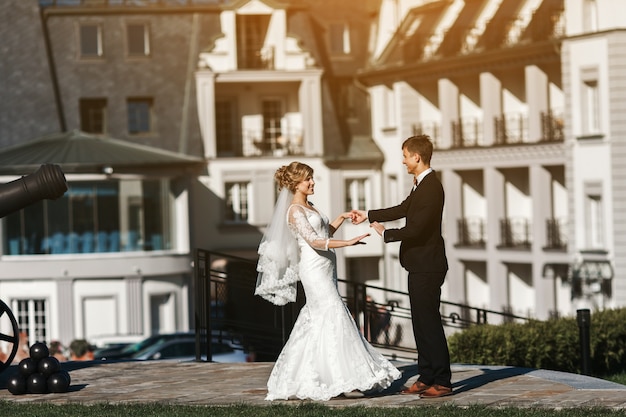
[288,205,330,251]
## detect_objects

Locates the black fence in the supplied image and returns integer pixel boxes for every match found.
[194,249,529,362]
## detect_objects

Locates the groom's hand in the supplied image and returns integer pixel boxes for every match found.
[350,210,368,225]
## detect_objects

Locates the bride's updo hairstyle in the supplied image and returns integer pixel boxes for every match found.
[275,161,314,192]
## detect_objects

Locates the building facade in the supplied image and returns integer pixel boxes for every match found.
[1,0,625,355]
[0,0,387,352]
[360,0,625,320]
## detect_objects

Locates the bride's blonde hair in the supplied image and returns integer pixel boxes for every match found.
[275,162,313,192]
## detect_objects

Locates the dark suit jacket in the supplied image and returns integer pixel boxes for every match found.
[368,171,448,273]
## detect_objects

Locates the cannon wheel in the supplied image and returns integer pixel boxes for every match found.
[0,300,19,373]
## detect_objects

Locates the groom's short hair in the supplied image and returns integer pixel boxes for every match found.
[402,135,433,165]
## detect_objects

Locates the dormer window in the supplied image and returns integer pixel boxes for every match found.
[237,14,272,69]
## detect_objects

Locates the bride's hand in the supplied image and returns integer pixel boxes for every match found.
[350,233,370,245]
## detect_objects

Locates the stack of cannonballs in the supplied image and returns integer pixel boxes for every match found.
[7,342,71,395]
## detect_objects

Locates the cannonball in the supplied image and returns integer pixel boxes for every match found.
[29,342,49,361]
[7,374,27,395]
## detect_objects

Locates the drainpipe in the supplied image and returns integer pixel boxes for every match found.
[179,13,200,154]
[39,5,66,132]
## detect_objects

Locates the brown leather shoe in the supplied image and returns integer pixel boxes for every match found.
[400,381,431,395]
[419,384,453,398]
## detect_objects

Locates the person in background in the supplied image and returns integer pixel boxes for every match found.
[49,340,67,362]
[69,339,95,361]
[11,331,30,364]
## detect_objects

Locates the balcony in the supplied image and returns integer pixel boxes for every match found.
[456,217,486,248]
[452,117,482,148]
[540,110,564,142]
[545,218,567,250]
[494,113,528,145]
[240,127,304,157]
[412,121,441,148]
[499,217,531,249]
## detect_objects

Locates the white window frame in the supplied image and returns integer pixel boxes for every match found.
[126,22,150,57]
[329,22,351,55]
[584,182,604,249]
[580,67,601,136]
[345,177,369,211]
[11,298,49,344]
[79,23,103,58]
[127,97,154,134]
[224,181,251,223]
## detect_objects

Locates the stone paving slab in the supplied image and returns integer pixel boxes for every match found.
[0,360,625,409]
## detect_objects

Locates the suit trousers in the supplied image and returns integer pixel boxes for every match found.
[408,271,452,387]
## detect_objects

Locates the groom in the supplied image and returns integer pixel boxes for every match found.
[352,134,452,398]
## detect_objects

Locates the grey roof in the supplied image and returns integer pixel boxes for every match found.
[0,130,206,175]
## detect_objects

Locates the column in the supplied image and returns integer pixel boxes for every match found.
[299,71,323,155]
[438,78,459,148]
[194,70,216,159]
[442,169,464,303]
[525,65,549,141]
[125,275,143,335]
[56,278,74,345]
[484,167,507,316]
[531,164,555,319]
[480,72,502,146]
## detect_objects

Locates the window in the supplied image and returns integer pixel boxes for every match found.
[127,98,153,134]
[80,98,107,134]
[3,179,173,255]
[586,194,603,249]
[79,24,102,58]
[329,22,351,55]
[216,99,236,155]
[127,23,150,57]
[583,0,598,32]
[262,98,283,154]
[580,67,600,136]
[12,299,48,343]
[345,178,368,211]
[225,182,250,223]
[582,80,600,134]
[236,14,271,69]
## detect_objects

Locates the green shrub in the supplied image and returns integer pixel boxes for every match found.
[448,307,626,376]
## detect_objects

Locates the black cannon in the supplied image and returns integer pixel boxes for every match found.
[0,164,67,373]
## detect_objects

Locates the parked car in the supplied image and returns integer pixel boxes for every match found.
[94,332,194,361]
[131,338,250,362]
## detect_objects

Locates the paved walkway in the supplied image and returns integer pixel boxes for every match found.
[1,360,625,409]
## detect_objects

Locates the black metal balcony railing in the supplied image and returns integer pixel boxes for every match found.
[452,118,482,148]
[545,218,567,250]
[541,111,564,142]
[456,217,486,247]
[194,250,530,362]
[240,128,304,157]
[494,113,528,145]
[499,217,531,248]
[412,122,441,148]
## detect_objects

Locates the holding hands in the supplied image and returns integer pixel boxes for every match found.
[348,210,385,237]
[350,210,368,225]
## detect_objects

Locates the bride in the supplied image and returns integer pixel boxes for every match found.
[255,161,401,401]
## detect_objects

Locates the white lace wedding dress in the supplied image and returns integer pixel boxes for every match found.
[265,204,401,401]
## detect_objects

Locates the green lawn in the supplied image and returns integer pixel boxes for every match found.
[0,402,624,417]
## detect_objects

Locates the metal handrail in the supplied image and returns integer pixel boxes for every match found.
[193,249,530,362]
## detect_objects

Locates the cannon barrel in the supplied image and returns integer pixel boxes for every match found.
[0,164,68,219]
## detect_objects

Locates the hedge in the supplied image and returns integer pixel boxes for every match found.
[448,307,626,376]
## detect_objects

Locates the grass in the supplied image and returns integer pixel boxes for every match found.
[603,372,626,386]
[0,403,624,417]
